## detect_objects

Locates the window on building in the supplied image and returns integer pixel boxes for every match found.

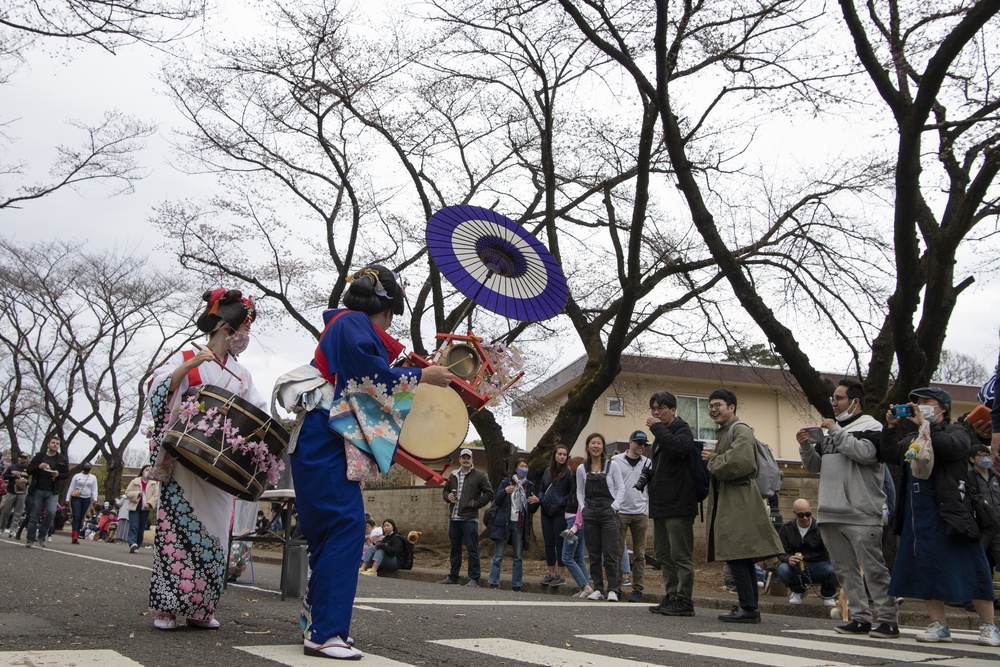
[676,395,717,441]
[605,396,624,416]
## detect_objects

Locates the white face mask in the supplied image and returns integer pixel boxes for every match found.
[836,399,856,422]
[918,405,938,422]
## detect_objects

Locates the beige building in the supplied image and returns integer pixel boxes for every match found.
[513,355,981,459]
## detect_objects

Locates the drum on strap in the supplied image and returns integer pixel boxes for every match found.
[398,384,470,461]
[161,385,289,501]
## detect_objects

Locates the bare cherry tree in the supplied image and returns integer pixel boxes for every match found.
[0,239,194,497]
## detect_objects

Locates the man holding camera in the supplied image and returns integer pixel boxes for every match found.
[612,430,651,602]
[796,378,898,638]
[645,391,699,617]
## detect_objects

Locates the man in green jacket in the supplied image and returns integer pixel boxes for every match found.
[702,389,782,624]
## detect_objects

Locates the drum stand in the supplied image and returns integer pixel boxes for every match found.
[391,331,523,487]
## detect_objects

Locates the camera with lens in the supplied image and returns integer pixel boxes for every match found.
[634,462,654,492]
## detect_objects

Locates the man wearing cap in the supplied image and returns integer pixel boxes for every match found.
[440,448,494,586]
[796,378,898,638]
[611,430,652,602]
[0,452,30,537]
[644,390,699,617]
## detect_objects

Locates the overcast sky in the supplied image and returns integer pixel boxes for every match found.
[4,2,999,459]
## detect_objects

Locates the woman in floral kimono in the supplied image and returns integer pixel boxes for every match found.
[290,266,452,660]
[146,289,266,631]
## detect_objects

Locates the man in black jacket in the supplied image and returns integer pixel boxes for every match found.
[439,448,494,586]
[645,391,699,617]
[776,499,839,606]
[25,434,70,548]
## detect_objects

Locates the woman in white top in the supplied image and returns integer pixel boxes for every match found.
[66,462,99,544]
[576,433,625,601]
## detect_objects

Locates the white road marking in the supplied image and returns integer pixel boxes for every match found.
[578,634,852,667]
[1,539,284,596]
[431,637,668,666]
[785,629,999,655]
[235,644,415,666]
[0,649,144,666]
[922,660,1000,667]
[695,631,951,662]
[355,597,645,607]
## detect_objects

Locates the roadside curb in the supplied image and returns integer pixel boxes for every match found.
[251,554,989,631]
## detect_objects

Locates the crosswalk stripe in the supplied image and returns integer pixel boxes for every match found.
[234,644,415,665]
[923,660,1000,667]
[577,634,852,667]
[431,637,669,666]
[785,629,999,656]
[694,631,951,662]
[0,649,144,666]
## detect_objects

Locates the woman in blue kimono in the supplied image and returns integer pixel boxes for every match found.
[290,266,453,660]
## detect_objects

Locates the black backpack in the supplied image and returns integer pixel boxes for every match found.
[689,441,710,502]
[400,535,415,570]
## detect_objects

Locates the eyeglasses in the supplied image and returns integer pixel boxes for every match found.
[829,395,848,403]
[795,511,812,519]
[707,402,727,410]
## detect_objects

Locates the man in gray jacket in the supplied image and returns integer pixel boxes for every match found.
[797,378,899,638]
[439,448,494,587]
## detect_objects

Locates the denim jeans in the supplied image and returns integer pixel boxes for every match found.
[362,546,398,572]
[561,522,589,589]
[489,528,524,588]
[128,508,150,547]
[447,519,481,581]
[70,496,92,534]
[776,559,839,598]
[26,489,58,543]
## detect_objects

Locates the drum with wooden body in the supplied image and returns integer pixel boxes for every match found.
[161,385,289,501]
[398,383,470,460]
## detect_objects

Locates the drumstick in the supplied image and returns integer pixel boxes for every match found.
[192,342,243,382]
[443,354,473,370]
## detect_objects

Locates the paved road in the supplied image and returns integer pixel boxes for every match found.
[1,533,996,666]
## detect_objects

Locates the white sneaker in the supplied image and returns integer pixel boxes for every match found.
[607,591,619,602]
[915,621,952,643]
[586,590,604,601]
[788,592,804,605]
[822,596,838,608]
[977,623,1000,647]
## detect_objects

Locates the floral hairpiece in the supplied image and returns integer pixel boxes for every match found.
[346,268,387,297]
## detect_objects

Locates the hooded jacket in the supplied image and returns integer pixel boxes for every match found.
[647,416,698,519]
[799,413,885,526]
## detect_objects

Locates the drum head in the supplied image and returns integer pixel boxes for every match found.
[398,383,470,460]
[444,344,480,380]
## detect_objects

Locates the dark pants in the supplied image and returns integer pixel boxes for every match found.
[26,489,58,543]
[539,512,567,567]
[727,558,760,611]
[776,560,839,597]
[70,496,92,534]
[16,493,33,538]
[448,519,481,582]
[584,506,620,593]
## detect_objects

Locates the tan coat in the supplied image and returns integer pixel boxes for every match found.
[125,476,160,513]
[704,417,782,562]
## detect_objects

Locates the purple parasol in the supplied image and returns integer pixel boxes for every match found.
[426,205,568,322]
